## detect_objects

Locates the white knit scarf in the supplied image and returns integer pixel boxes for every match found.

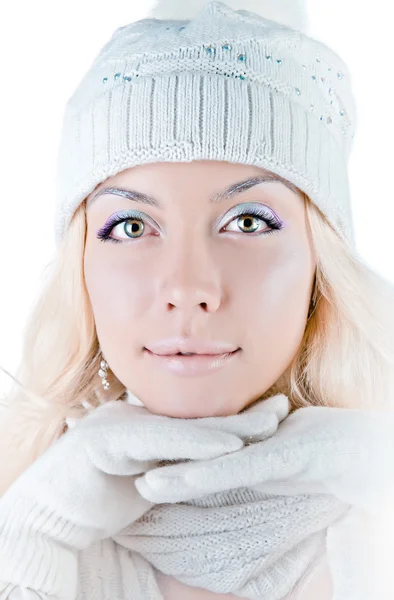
[111,391,394,600]
[115,488,349,599]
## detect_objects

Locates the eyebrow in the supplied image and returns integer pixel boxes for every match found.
[86,173,299,209]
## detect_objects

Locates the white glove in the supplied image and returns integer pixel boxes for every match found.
[0,397,272,599]
[135,404,394,517]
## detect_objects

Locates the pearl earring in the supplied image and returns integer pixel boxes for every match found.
[98,353,110,390]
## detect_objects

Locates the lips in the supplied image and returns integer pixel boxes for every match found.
[143,347,240,376]
[145,349,238,357]
[144,337,239,356]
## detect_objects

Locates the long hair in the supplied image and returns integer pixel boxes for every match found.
[1,193,394,496]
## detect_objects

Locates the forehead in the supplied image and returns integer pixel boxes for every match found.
[86,161,301,209]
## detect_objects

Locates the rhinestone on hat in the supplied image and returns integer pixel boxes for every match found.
[98,36,348,134]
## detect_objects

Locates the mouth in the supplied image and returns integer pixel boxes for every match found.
[144,349,240,357]
[143,348,241,376]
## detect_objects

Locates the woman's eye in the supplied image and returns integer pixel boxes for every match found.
[97,216,154,244]
[224,212,270,234]
[222,205,283,236]
[112,218,150,240]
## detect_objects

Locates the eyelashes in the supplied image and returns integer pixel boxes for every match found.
[96,203,284,245]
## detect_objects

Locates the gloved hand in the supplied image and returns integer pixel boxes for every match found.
[0,394,289,598]
[135,404,394,517]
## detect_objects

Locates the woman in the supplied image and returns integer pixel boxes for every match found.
[0,0,394,598]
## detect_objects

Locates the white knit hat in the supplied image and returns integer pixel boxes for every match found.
[53,0,357,248]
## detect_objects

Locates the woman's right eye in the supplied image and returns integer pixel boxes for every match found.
[96,212,156,244]
[111,217,153,241]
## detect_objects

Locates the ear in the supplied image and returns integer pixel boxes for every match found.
[147,0,309,34]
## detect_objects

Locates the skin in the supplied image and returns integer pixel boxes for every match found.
[84,160,317,418]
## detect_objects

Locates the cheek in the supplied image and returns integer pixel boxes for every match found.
[83,251,154,330]
[232,242,313,351]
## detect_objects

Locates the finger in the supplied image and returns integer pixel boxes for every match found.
[139,436,305,501]
[191,394,290,442]
[81,402,245,462]
[90,422,244,472]
[192,411,279,442]
[136,474,329,504]
[85,441,160,476]
[243,394,290,421]
[133,448,250,503]
[126,423,244,461]
[134,468,199,503]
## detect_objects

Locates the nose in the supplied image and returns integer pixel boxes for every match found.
[157,239,222,314]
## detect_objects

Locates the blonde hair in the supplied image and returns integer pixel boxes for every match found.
[1,193,394,496]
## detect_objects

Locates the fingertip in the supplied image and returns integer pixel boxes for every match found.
[134,473,161,502]
[143,469,164,488]
[136,469,193,504]
[263,394,290,421]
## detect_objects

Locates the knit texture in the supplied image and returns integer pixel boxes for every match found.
[0,503,392,599]
[114,487,348,599]
[54,0,357,248]
[1,390,394,599]
[0,395,262,600]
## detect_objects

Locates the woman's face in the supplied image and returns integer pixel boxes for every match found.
[84,160,316,417]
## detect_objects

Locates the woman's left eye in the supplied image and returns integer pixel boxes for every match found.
[96,205,284,244]
[223,207,283,236]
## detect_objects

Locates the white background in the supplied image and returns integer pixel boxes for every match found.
[0,0,392,384]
